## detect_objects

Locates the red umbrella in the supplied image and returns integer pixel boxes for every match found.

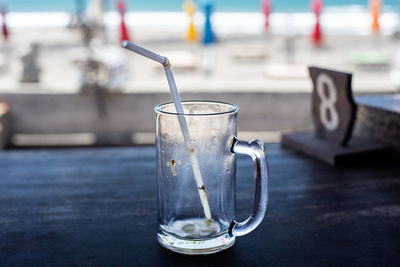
[116,0,130,43]
[260,0,272,31]
[1,6,8,42]
[311,0,323,46]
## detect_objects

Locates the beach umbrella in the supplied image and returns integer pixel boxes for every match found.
[311,0,323,46]
[370,0,381,34]
[85,0,108,43]
[183,1,198,42]
[260,0,272,31]
[86,0,108,42]
[86,0,105,27]
[116,0,131,42]
[75,0,85,25]
[202,0,216,45]
[1,6,8,42]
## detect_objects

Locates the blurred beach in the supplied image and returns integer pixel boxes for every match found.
[1,15,399,93]
[1,0,400,96]
[3,10,400,34]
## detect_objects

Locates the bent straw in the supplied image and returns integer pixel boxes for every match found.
[122,41,212,222]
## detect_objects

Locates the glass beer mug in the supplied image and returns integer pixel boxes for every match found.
[155,101,269,255]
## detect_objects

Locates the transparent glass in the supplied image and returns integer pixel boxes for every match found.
[155,101,269,255]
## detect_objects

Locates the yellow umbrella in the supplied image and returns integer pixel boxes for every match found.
[183,1,198,42]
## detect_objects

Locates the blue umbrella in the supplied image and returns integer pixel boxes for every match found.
[202,0,216,45]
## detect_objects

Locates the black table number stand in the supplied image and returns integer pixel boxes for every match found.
[282,66,389,165]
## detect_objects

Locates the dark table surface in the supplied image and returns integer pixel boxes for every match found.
[1,144,400,266]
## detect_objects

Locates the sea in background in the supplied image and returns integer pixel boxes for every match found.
[5,0,400,13]
[2,0,400,35]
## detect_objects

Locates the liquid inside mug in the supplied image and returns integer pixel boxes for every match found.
[155,101,269,255]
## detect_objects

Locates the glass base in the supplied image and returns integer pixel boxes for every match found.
[157,230,235,255]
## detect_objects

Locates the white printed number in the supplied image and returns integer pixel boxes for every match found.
[316,74,339,131]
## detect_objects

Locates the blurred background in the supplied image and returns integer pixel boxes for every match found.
[0,0,399,148]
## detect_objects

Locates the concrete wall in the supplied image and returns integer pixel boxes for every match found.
[0,92,313,146]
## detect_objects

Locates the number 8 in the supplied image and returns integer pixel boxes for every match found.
[316,73,339,132]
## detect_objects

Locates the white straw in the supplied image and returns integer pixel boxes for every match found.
[122,41,165,65]
[122,41,212,222]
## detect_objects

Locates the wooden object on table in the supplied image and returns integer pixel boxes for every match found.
[354,93,400,151]
[0,145,399,265]
[309,67,356,146]
[0,102,11,149]
[281,130,388,165]
[282,66,389,165]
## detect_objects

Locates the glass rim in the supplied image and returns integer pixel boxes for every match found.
[154,100,238,116]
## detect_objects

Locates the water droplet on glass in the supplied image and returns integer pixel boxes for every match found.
[210,136,217,149]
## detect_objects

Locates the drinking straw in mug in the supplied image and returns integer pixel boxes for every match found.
[121,41,212,223]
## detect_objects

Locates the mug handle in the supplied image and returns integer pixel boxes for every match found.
[230,138,269,236]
